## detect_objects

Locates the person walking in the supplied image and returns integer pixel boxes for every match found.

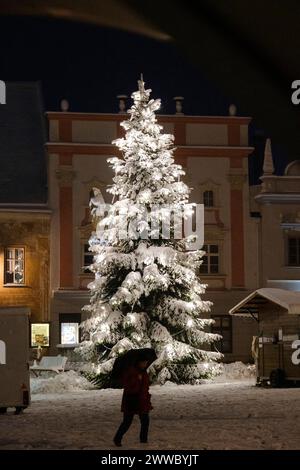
[113,358,153,446]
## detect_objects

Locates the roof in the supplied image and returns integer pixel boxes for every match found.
[229,288,300,316]
[46,111,252,124]
[0,82,47,204]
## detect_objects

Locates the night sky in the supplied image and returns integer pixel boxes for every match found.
[0,16,288,183]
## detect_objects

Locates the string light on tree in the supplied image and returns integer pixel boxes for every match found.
[77,76,222,386]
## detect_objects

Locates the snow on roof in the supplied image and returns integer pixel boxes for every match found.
[229,288,300,316]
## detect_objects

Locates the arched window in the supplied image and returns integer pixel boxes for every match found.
[203,190,214,208]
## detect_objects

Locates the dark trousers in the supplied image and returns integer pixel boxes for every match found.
[114,413,150,443]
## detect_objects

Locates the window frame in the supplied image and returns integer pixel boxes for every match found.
[82,242,94,274]
[30,322,50,348]
[4,246,25,286]
[59,313,81,347]
[211,315,233,354]
[60,322,80,346]
[203,190,214,208]
[200,243,220,274]
[287,237,300,266]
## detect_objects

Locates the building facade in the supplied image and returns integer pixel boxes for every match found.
[3,85,299,364]
[253,145,300,292]
[47,105,259,362]
[0,206,51,349]
[0,82,50,354]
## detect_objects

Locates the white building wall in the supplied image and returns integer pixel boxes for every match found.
[186,123,228,146]
[72,154,114,287]
[49,120,59,141]
[160,122,174,134]
[188,156,232,288]
[48,153,60,292]
[72,121,117,143]
[240,125,248,146]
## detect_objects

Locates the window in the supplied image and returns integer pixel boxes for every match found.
[4,247,25,285]
[83,243,93,273]
[211,315,232,353]
[31,323,50,348]
[61,323,79,345]
[0,340,6,365]
[200,244,219,274]
[59,314,81,346]
[288,238,300,266]
[203,190,214,207]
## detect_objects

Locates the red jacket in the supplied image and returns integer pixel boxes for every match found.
[121,366,153,414]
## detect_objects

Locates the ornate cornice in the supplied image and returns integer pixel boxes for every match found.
[83,178,107,191]
[0,220,50,244]
[255,193,300,204]
[204,226,227,239]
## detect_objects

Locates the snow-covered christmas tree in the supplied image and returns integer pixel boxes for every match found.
[77,77,222,386]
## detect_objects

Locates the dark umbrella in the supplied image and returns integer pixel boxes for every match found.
[110,348,157,386]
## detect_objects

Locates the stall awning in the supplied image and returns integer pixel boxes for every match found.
[229,288,300,317]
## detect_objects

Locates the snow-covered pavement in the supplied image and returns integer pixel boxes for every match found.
[1,379,300,450]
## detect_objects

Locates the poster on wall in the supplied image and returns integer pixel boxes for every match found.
[31,323,50,347]
[60,322,79,345]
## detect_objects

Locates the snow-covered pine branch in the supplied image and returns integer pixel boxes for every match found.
[77,77,222,385]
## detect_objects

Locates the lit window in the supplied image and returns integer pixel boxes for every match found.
[61,323,79,345]
[4,247,25,285]
[211,315,232,353]
[31,323,50,348]
[200,244,219,274]
[59,314,81,346]
[83,243,93,273]
[203,190,214,207]
[288,238,300,266]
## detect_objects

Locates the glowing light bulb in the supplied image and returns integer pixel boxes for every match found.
[128,313,135,323]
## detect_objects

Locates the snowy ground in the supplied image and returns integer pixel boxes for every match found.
[1,376,300,450]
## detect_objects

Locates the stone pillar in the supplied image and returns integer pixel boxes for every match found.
[55,166,76,289]
[228,173,246,288]
[38,235,50,321]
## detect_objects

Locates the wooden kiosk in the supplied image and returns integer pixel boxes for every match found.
[0,307,31,413]
[229,288,300,387]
